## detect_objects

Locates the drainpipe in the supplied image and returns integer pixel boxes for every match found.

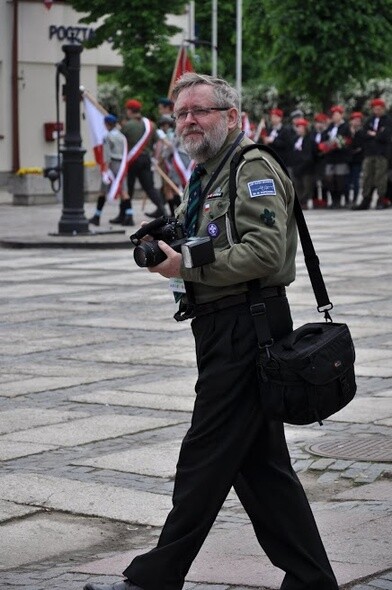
[12,0,20,172]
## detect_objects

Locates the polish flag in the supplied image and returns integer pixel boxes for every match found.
[82,91,107,171]
[168,45,194,99]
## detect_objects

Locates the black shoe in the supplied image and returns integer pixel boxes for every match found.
[122,214,135,226]
[352,201,370,210]
[376,198,391,209]
[145,209,163,219]
[83,579,142,590]
[89,215,100,226]
[109,215,124,224]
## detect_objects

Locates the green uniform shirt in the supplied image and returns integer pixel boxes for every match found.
[121,117,159,154]
[177,129,297,304]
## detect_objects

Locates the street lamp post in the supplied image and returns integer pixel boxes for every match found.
[58,44,88,235]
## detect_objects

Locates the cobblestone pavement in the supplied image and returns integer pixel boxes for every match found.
[0,199,391,589]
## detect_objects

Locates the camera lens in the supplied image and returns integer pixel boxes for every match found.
[133,241,167,267]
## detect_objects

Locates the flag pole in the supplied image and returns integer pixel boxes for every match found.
[80,87,107,115]
[212,0,218,77]
[236,0,242,112]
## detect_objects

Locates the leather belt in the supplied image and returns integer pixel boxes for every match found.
[191,286,286,318]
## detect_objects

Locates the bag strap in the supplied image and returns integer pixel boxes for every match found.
[229,143,333,321]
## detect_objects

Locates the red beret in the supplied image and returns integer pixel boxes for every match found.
[371,98,385,108]
[270,108,283,118]
[330,105,344,114]
[294,118,309,127]
[314,113,328,123]
[350,111,363,120]
[125,99,142,110]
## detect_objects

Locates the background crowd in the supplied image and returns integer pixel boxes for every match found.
[89,96,392,227]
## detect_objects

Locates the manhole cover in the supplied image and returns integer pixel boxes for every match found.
[308,435,392,463]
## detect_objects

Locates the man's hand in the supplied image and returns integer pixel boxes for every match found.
[148,241,182,278]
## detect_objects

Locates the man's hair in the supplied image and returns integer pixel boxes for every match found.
[172,73,241,126]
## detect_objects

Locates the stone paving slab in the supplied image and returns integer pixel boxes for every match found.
[71,390,195,412]
[354,366,392,378]
[329,397,392,423]
[0,440,58,461]
[0,332,119,355]
[0,283,104,299]
[0,370,145,397]
[0,499,41,523]
[0,513,115,570]
[334,481,391,502]
[121,378,197,397]
[0,474,172,526]
[74,507,388,588]
[60,343,197,368]
[0,409,89,435]
[1,415,184,447]
[72,439,183,478]
[64,315,188,332]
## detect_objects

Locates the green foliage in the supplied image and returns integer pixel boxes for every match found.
[69,0,392,116]
[258,0,392,108]
[67,0,188,116]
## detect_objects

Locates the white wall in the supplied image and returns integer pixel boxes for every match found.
[0,1,190,174]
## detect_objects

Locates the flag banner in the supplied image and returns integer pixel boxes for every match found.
[241,112,252,137]
[172,146,194,188]
[82,91,107,171]
[168,45,194,99]
[106,133,128,202]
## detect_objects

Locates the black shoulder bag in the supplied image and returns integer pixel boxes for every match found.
[229,144,356,426]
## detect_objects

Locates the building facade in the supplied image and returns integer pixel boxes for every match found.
[0,0,192,189]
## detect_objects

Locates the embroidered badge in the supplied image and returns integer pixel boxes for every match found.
[248,179,276,198]
[261,208,276,227]
[206,188,223,200]
[204,202,211,213]
[207,222,220,238]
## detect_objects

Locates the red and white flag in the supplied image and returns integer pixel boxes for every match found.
[82,91,107,171]
[168,45,194,100]
[172,147,194,188]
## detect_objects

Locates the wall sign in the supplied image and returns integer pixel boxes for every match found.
[49,25,95,43]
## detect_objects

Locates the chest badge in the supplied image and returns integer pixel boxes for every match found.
[207,222,220,238]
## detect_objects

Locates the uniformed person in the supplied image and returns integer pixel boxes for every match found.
[88,114,128,226]
[83,74,339,590]
[110,99,167,225]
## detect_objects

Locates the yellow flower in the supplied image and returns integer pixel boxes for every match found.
[16,167,43,176]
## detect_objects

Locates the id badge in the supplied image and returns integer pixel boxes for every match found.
[169,277,186,293]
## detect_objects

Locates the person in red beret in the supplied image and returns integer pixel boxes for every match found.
[310,113,330,208]
[346,112,366,206]
[261,107,294,168]
[352,98,392,209]
[109,98,167,225]
[290,118,316,209]
[318,105,352,208]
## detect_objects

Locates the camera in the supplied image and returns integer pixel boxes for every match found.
[130,216,215,268]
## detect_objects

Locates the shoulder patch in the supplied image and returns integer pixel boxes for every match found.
[261,208,276,227]
[248,178,276,198]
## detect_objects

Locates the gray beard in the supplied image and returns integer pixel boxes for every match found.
[179,121,228,162]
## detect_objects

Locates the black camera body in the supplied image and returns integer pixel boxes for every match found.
[130,217,215,268]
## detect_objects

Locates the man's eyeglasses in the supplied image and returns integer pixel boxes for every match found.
[172,107,231,122]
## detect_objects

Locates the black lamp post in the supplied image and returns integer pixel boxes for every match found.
[58,44,89,235]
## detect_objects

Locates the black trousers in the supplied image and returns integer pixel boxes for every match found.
[127,153,166,214]
[124,297,338,590]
